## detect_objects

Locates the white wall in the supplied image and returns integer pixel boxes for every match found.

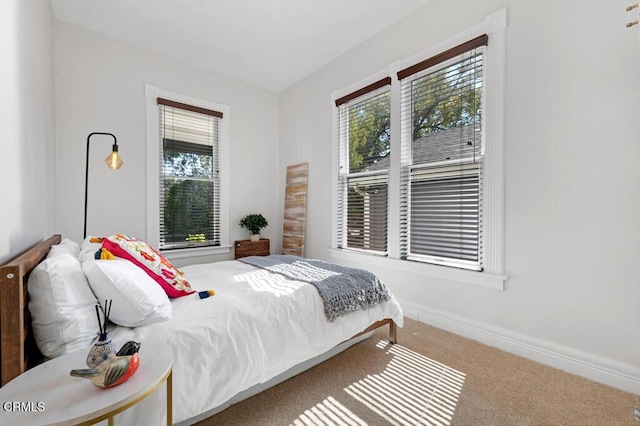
[279,0,640,393]
[0,0,56,263]
[54,21,281,265]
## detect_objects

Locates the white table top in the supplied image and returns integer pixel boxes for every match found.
[0,340,172,426]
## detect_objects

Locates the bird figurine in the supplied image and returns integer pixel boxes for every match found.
[70,341,141,388]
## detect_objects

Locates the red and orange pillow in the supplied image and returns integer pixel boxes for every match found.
[101,234,195,298]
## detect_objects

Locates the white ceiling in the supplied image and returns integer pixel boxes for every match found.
[51,0,430,93]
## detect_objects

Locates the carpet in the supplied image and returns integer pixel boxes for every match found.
[196,317,640,425]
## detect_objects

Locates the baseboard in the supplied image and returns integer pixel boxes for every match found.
[400,301,640,395]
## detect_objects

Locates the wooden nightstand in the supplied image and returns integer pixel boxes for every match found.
[234,239,270,259]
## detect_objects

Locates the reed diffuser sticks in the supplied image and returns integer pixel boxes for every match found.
[95,299,112,336]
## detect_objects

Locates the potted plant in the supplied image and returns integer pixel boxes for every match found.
[239,214,269,241]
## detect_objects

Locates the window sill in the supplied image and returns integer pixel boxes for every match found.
[161,244,232,260]
[327,248,506,291]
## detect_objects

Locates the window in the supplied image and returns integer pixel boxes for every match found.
[398,35,487,271]
[145,84,230,256]
[336,78,391,254]
[332,9,507,288]
[158,98,222,250]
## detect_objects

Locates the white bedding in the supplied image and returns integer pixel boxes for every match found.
[108,260,403,424]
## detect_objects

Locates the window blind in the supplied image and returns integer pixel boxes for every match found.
[398,38,486,270]
[337,80,391,254]
[158,99,222,250]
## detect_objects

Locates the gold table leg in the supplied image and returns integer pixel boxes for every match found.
[167,369,173,426]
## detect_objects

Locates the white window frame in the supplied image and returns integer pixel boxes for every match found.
[399,47,486,271]
[331,9,507,290]
[145,83,231,259]
[337,85,391,256]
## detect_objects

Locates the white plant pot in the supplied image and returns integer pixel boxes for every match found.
[250,234,260,242]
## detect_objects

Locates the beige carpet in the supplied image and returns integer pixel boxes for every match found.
[196,318,640,425]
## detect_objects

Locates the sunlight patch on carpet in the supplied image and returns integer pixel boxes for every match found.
[344,341,466,425]
[291,396,367,426]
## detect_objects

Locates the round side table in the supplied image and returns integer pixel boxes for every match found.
[0,340,172,425]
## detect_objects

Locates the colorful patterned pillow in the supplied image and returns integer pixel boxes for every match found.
[102,234,195,298]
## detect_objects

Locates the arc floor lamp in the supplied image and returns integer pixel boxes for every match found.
[84,132,123,239]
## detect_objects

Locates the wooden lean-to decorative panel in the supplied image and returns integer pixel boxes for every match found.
[282,162,308,257]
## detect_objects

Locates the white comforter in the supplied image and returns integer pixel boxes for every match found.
[108,260,403,424]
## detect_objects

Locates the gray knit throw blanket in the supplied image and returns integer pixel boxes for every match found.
[238,255,390,322]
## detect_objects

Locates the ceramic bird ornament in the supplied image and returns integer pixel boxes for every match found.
[70,341,141,388]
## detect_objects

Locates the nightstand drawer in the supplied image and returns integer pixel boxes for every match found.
[234,239,270,259]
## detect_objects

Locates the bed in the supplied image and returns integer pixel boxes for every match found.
[0,234,403,424]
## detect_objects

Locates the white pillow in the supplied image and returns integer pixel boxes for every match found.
[46,238,81,259]
[27,254,99,358]
[78,236,103,262]
[82,260,172,327]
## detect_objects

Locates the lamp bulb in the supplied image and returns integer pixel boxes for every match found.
[105,151,123,170]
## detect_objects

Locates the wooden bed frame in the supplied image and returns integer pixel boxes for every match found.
[0,234,61,386]
[0,235,396,389]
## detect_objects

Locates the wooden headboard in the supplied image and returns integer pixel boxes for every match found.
[0,234,61,386]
